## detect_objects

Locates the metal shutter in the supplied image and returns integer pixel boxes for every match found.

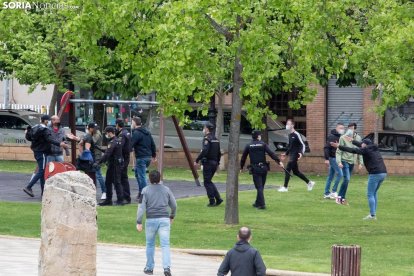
[327,77,364,134]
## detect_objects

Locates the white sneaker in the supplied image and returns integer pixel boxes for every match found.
[330,192,338,199]
[323,194,331,199]
[307,181,315,191]
[278,187,288,192]
[363,214,376,220]
[101,192,107,200]
[335,196,342,205]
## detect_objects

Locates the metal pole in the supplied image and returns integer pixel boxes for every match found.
[157,110,165,183]
[3,77,10,109]
[171,115,201,186]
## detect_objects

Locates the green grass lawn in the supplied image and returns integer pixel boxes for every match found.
[0,167,413,275]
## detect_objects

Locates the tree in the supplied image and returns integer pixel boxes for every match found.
[69,0,412,224]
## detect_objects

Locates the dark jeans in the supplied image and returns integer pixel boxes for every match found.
[252,172,267,207]
[121,156,131,201]
[135,157,152,193]
[27,151,47,192]
[105,163,124,202]
[202,160,221,204]
[338,161,354,199]
[284,155,309,188]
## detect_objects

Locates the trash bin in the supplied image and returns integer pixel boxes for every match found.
[331,244,361,276]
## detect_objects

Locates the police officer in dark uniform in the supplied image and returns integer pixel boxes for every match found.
[194,122,223,207]
[240,130,284,209]
[97,126,126,206]
[116,119,131,204]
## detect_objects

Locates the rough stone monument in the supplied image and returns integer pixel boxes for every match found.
[39,171,97,276]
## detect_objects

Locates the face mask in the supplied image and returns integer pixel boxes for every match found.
[338,129,345,135]
[286,125,291,131]
[47,121,52,127]
[202,129,207,135]
[345,129,354,137]
[105,134,110,139]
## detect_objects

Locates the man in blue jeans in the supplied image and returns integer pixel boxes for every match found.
[331,138,387,220]
[23,115,68,197]
[323,123,345,199]
[131,117,157,201]
[137,170,177,276]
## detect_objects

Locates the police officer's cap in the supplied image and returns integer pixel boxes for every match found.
[41,115,50,121]
[252,130,261,139]
[205,122,215,131]
[87,122,97,129]
[105,126,116,133]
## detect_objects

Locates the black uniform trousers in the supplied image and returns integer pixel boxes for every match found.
[202,160,221,204]
[105,162,124,203]
[284,154,309,188]
[252,171,267,207]
[121,155,131,202]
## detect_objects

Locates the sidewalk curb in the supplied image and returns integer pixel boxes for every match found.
[0,235,330,276]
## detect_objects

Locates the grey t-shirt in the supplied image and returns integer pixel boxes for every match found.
[136,184,177,224]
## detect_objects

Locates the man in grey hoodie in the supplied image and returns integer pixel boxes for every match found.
[47,115,66,163]
[136,170,176,276]
[217,227,266,276]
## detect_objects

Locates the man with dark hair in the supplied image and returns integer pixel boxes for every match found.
[23,115,68,197]
[194,122,223,207]
[97,126,126,206]
[217,227,266,276]
[279,119,315,192]
[116,118,131,204]
[331,138,387,220]
[323,122,345,198]
[137,170,177,276]
[131,116,157,201]
[241,130,284,209]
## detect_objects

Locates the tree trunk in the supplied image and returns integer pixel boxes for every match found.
[261,113,269,144]
[225,48,243,225]
[48,85,59,115]
[216,90,225,171]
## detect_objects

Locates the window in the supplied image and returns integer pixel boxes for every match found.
[0,115,30,129]
[378,134,395,151]
[396,135,414,153]
[223,112,253,135]
[182,110,208,131]
[384,101,414,131]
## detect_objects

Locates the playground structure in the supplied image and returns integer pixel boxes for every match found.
[58,91,201,186]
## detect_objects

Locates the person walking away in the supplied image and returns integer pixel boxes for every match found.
[97,126,126,206]
[331,138,387,220]
[47,115,66,163]
[23,115,68,197]
[92,126,107,200]
[131,117,157,201]
[217,227,266,276]
[116,118,132,204]
[136,170,177,276]
[323,122,345,198]
[240,130,284,209]
[335,123,364,205]
[279,119,315,192]
[194,122,223,207]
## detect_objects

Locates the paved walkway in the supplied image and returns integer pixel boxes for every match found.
[0,236,222,276]
[0,172,279,203]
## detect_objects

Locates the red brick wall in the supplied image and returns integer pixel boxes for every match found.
[362,86,382,137]
[306,84,326,154]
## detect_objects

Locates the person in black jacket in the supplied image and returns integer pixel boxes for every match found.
[331,138,387,220]
[131,117,157,200]
[194,122,223,207]
[323,123,345,198]
[23,115,68,197]
[240,130,284,209]
[116,119,131,204]
[97,126,126,206]
[217,227,266,276]
[279,119,315,192]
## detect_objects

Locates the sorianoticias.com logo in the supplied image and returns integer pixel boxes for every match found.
[2,2,79,10]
